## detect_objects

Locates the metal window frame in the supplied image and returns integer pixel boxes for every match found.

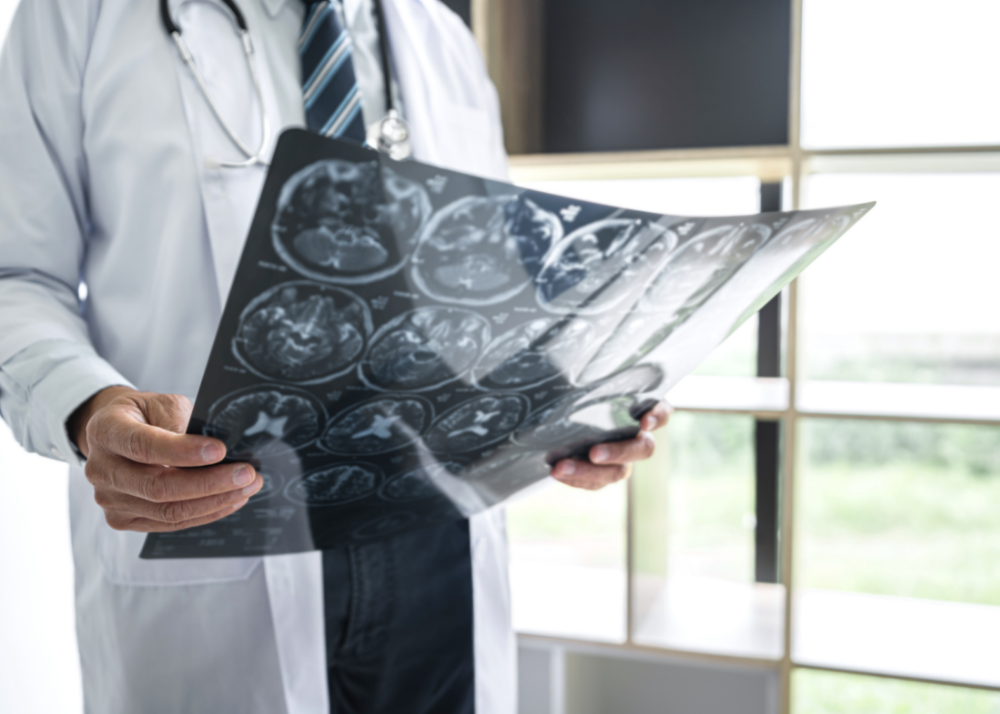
[476,0,1000,710]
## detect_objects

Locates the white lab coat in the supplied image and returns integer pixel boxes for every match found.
[0,0,515,711]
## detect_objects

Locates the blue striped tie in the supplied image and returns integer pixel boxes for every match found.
[300,1,367,142]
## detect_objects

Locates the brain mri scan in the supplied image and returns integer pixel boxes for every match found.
[412,194,563,305]
[284,462,382,506]
[272,159,432,283]
[473,318,595,390]
[234,282,371,383]
[379,461,465,503]
[513,376,652,449]
[425,394,530,454]
[362,307,491,391]
[204,385,326,458]
[639,222,772,319]
[536,217,672,314]
[319,396,431,455]
[249,470,285,501]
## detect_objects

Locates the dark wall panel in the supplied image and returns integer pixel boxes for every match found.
[544,0,790,153]
[439,0,471,27]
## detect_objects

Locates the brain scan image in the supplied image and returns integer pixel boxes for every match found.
[249,470,284,501]
[351,512,418,540]
[362,307,491,391]
[319,396,431,455]
[204,385,326,458]
[639,222,771,320]
[284,462,381,506]
[425,394,529,454]
[412,194,562,305]
[514,389,643,449]
[379,462,464,502]
[473,318,595,390]
[536,218,672,315]
[272,159,432,283]
[579,363,665,400]
[234,282,371,383]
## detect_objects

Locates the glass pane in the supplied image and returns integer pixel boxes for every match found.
[632,413,784,659]
[801,173,1000,387]
[795,418,1000,685]
[798,419,1000,604]
[517,176,763,377]
[507,480,627,643]
[802,0,1000,149]
[793,669,1000,714]
[667,412,755,583]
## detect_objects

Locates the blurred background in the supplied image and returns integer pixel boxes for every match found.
[2,0,1000,712]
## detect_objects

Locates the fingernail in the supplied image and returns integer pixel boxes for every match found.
[202,443,224,463]
[592,446,609,463]
[556,460,576,477]
[233,465,253,487]
[242,476,261,496]
[232,498,249,512]
[646,416,658,431]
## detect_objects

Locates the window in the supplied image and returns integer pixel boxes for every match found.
[499,1,1000,710]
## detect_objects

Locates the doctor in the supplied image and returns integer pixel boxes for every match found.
[0,0,668,711]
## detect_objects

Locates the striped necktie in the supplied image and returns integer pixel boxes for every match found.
[300,1,366,142]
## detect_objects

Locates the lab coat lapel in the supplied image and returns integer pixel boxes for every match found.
[167,0,283,307]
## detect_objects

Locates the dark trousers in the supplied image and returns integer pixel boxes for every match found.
[322,520,475,714]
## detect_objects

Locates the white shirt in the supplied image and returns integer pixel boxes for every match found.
[0,0,514,711]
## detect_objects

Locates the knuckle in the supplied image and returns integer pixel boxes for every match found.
[158,500,188,524]
[92,488,113,509]
[143,470,171,503]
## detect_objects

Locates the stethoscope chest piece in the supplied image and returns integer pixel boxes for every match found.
[372,109,412,161]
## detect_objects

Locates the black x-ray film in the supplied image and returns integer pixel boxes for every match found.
[141,130,872,559]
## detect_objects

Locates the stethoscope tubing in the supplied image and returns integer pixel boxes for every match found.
[161,0,409,168]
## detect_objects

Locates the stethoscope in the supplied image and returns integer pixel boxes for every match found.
[159,0,412,168]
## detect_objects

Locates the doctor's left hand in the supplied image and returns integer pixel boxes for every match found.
[69,386,264,532]
[549,401,672,491]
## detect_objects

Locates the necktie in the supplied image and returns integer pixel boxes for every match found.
[300,1,367,142]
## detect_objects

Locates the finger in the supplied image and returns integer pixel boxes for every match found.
[100,474,262,525]
[140,393,195,435]
[96,455,257,503]
[551,459,631,491]
[640,402,673,432]
[90,404,226,467]
[108,501,251,533]
[589,431,656,465]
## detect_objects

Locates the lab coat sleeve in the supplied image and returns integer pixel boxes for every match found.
[0,0,132,464]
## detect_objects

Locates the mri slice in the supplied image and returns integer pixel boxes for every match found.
[319,396,431,455]
[362,307,490,391]
[536,218,672,314]
[379,462,464,503]
[412,195,562,305]
[234,282,371,384]
[284,462,381,506]
[272,160,432,284]
[204,385,326,458]
[473,318,595,390]
[639,222,771,319]
[425,394,529,454]
[249,470,285,501]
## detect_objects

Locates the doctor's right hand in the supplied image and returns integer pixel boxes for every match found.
[69,387,262,532]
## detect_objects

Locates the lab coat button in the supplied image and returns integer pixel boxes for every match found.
[50,446,60,457]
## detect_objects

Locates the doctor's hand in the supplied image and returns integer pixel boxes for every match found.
[69,387,262,532]
[549,401,672,491]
